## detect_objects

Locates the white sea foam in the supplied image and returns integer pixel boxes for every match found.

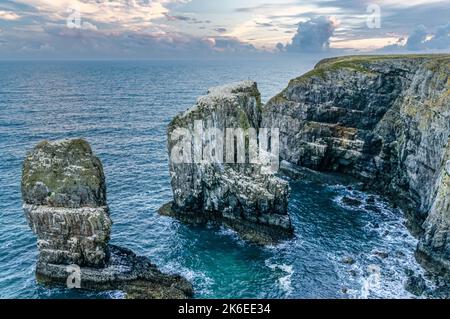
[265,261,294,295]
[162,261,215,296]
[329,184,433,299]
[107,290,126,299]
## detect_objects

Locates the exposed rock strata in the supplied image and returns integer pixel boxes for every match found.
[163,81,292,244]
[23,139,193,298]
[165,54,449,279]
[262,55,450,277]
[22,139,111,267]
[36,245,193,299]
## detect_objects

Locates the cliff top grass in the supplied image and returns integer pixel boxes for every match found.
[21,138,106,207]
[296,54,450,83]
[314,54,450,68]
[266,54,450,107]
[169,80,261,130]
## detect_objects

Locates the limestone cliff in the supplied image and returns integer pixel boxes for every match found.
[22,139,193,298]
[163,81,292,244]
[262,55,450,277]
[22,139,111,267]
[163,54,449,277]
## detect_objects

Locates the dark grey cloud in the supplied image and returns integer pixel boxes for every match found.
[235,2,293,13]
[313,0,369,11]
[0,24,260,59]
[164,14,210,24]
[170,15,192,21]
[406,25,428,51]
[212,36,257,53]
[255,22,274,27]
[427,23,450,49]
[276,42,285,52]
[214,27,227,33]
[285,16,336,53]
[382,2,450,32]
[381,22,450,52]
[264,1,450,50]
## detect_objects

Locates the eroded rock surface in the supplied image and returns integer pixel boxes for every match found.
[22,139,193,298]
[164,54,449,278]
[262,55,450,277]
[22,139,111,267]
[164,81,292,244]
[36,245,193,299]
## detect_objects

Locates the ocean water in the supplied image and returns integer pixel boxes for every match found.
[0,59,425,299]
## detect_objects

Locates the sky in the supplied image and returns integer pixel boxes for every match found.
[0,0,449,59]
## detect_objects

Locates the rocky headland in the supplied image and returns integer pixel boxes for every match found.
[22,54,448,298]
[22,139,193,298]
[263,54,450,280]
[164,55,450,285]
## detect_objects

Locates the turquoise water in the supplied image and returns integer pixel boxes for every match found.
[0,59,424,298]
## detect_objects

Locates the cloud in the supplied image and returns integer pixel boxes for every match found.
[2,0,449,57]
[0,0,267,59]
[164,13,210,24]
[206,36,257,53]
[166,15,193,22]
[286,16,337,53]
[276,42,285,52]
[0,10,20,21]
[235,3,289,13]
[381,22,450,52]
[405,25,428,50]
[12,0,185,30]
[81,21,98,31]
[214,27,227,33]
[0,21,259,59]
[256,22,274,28]
[20,42,54,53]
[427,23,450,49]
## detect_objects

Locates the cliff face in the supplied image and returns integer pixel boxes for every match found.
[23,139,193,298]
[262,55,450,276]
[418,141,450,276]
[163,54,449,277]
[22,139,111,267]
[164,81,292,243]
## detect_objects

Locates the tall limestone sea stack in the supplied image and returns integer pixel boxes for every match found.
[161,81,292,244]
[165,55,449,280]
[22,139,111,268]
[22,139,193,298]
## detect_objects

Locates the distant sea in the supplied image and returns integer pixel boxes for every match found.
[0,59,425,298]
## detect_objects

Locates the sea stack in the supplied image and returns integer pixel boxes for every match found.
[164,54,450,279]
[22,139,111,267]
[162,81,292,244]
[22,139,193,298]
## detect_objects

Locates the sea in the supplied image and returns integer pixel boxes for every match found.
[0,58,426,298]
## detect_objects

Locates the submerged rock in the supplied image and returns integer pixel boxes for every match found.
[341,196,362,207]
[373,251,389,259]
[163,81,292,244]
[22,139,193,299]
[365,205,381,214]
[341,256,355,265]
[405,274,428,296]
